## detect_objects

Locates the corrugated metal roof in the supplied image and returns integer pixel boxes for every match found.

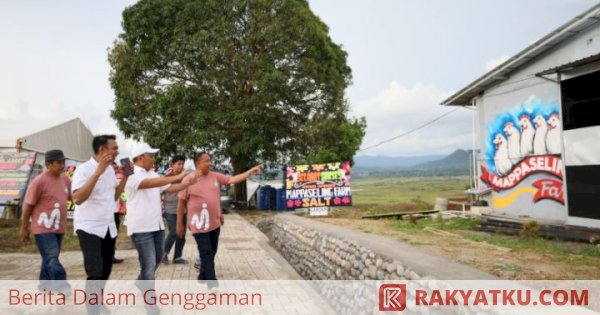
[535,52,600,76]
[442,3,600,106]
[17,118,94,162]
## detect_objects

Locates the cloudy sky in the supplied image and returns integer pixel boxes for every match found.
[1,0,597,158]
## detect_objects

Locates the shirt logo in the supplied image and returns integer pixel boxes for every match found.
[37,202,61,231]
[191,203,210,231]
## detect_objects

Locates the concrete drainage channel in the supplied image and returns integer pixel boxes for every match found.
[256,213,498,315]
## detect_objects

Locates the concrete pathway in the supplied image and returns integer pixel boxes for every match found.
[0,213,301,281]
[1,214,337,314]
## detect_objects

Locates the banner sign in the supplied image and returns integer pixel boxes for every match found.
[0,151,35,204]
[309,207,329,216]
[285,161,352,209]
[480,155,563,192]
[1,280,598,314]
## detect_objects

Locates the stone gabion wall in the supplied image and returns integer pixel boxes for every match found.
[257,217,424,281]
[257,216,498,315]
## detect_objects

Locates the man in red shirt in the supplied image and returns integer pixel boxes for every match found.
[177,152,260,288]
[20,149,71,289]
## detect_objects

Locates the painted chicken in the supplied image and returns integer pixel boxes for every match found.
[503,121,521,165]
[533,114,548,155]
[519,114,535,156]
[546,113,562,154]
[493,133,513,176]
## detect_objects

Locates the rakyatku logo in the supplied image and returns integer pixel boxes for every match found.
[379,284,406,312]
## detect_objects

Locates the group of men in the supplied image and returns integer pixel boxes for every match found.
[19,135,261,304]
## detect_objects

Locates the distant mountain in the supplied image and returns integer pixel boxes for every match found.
[353,154,445,170]
[412,149,470,170]
[353,149,470,177]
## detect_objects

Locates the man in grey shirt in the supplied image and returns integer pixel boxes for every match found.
[162,155,188,264]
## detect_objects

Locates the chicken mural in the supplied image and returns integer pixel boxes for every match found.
[482,97,564,209]
[492,133,513,176]
[533,114,549,155]
[546,113,562,154]
[519,114,535,156]
[503,121,521,165]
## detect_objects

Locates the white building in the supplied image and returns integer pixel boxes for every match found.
[0,118,93,215]
[442,4,600,228]
[1,117,94,162]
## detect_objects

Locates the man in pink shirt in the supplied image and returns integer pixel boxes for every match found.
[177,152,261,288]
[20,149,71,288]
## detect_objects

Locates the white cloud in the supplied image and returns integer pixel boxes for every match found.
[0,101,71,139]
[0,0,140,159]
[351,82,473,156]
[1,79,473,161]
[484,55,510,72]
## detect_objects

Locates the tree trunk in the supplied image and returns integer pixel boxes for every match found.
[232,161,249,210]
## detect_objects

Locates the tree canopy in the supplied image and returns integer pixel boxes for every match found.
[109,0,366,174]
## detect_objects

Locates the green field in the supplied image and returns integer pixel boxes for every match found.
[0,219,81,253]
[324,176,600,279]
[242,175,600,279]
[351,176,470,213]
[0,176,469,252]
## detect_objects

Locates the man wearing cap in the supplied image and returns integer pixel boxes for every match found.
[125,143,191,281]
[20,149,71,288]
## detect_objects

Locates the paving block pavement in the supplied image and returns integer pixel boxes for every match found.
[0,213,301,281]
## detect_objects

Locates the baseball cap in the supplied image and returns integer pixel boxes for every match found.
[131,143,159,158]
[45,149,66,162]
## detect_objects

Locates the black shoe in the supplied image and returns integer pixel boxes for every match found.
[113,257,124,264]
[173,257,189,264]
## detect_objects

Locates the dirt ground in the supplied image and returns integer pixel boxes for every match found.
[312,216,600,280]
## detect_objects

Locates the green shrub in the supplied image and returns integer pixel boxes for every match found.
[520,221,540,240]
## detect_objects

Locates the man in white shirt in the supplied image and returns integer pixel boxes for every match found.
[72,135,128,281]
[72,135,128,315]
[125,143,191,281]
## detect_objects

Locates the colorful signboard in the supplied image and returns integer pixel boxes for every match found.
[285,161,352,209]
[0,151,36,204]
[481,97,564,209]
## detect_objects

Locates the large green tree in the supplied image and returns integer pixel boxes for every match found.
[109,0,365,201]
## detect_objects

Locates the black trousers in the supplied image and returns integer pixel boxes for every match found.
[113,213,123,258]
[193,227,221,282]
[76,229,116,280]
[114,213,121,230]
